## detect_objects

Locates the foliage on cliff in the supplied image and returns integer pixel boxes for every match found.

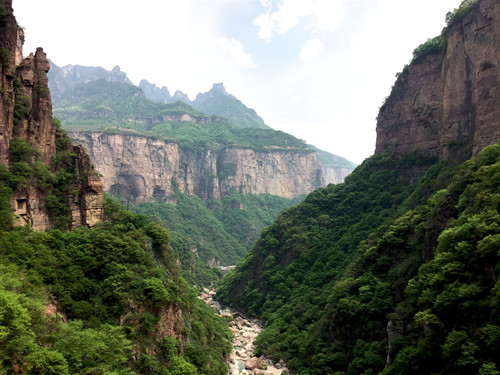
[0,192,231,374]
[217,144,500,374]
[53,79,354,167]
[53,80,308,154]
[411,0,479,64]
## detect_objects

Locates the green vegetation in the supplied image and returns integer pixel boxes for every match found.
[446,0,479,28]
[215,189,304,249]
[217,144,500,374]
[53,80,343,158]
[0,46,9,68]
[191,84,270,130]
[168,230,224,288]
[132,190,302,270]
[0,193,231,374]
[411,0,479,65]
[412,34,447,63]
[133,192,246,266]
[4,119,90,229]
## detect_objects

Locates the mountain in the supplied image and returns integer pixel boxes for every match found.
[52,78,353,195]
[50,74,355,266]
[48,60,132,102]
[140,80,270,130]
[191,82,270,130]
[0,1,232,373]
[216,0,500,373]
[376,0,500,165]
[138,79,172,103]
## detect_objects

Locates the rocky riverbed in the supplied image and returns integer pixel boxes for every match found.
[200,290,288,375]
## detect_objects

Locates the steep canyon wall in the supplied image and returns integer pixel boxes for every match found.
[376,0,500,164]
[68,131,349,202]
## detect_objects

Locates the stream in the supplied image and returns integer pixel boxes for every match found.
[199,289,288,375]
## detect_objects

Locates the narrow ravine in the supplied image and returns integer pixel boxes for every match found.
[200,290,288,375]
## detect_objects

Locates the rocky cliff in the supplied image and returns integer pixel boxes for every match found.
[0,0,103,230]
[68,131,342,202]
[376,0,500,164]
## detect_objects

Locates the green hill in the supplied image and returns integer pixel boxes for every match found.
[191,83,270,130]
[0,170,231,375]
[217,145,500,374]
[53,80,309,153]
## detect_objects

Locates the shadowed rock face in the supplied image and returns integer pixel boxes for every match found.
[376,0,500,165]
[0,0,103,230]
[69,132,349,202]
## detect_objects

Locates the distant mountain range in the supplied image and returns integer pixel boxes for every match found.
[49,61,270,130]
[47,60,355,170]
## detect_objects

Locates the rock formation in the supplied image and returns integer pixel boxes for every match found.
[0,0,103,230]
[68,131,343,202]
[376,0,500,164]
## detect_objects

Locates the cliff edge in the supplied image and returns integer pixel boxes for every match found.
[376,0,500,164]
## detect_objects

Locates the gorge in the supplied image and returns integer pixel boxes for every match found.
[217,0,500,373]
[1,0,500,374]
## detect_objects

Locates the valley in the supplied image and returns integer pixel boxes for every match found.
[1,0,500,374]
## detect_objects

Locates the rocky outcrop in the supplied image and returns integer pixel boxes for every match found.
[376,0,500,164]
[0,0,103,230]
[68,131,341,202]
[139,79,171,103]
[16,48,56,165]
[319,165,353,185]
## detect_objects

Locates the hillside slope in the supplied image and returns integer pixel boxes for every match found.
[0,1,231,373]
[217,0,500,373]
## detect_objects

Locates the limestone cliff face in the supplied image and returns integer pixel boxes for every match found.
[68,131,336,201]
[319,165,353,185]
[0,0,103,230]
[376,0,500,164]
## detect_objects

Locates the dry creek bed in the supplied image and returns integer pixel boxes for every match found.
[199,289,288,375]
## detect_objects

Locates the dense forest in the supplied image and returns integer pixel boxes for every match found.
[217,141,500,374]
[217,2,500,373]
[0,128,232,374]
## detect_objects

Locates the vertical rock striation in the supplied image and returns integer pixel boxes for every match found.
[68,131,333,202]
[376,0,500,164]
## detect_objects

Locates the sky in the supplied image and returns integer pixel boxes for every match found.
[14,0,463,165]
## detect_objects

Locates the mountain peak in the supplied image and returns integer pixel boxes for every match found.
[211,82,226,94]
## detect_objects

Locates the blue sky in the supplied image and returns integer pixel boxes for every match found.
[15,0,463,164]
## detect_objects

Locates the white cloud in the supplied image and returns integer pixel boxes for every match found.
[315,0,344,32]
[254,12,274,41]
[274,1,312,34]
[216,37,256,69]
[300,39,324,60]
[254,0,344,41]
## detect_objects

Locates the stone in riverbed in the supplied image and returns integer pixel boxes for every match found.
[245,357,264,370]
